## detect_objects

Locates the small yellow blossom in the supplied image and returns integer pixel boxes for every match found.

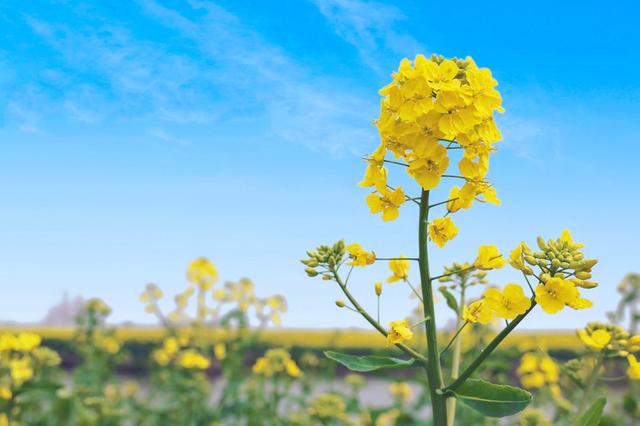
[535,278,580,314]
[446,185,474,213]
[346,243,376,266]
[627,355,640,380]
[0,387,11,400]
[462,300,494,324]
[389,382,412,403]
[428,217,458,248]
[406,141,449,190]
[387,255,410,283]
[214,343,226,360]
[484,284,531,319]
[179,350,210,370]
[387,320,413,346]
[366,187,406,221]
[359,144,388,192]
[578,329,612,350]
[186,257,218,290]
[474,244,507,269]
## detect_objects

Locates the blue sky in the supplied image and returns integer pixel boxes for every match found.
[1,0,639,330]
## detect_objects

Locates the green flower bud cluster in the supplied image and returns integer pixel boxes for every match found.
[520,233,598,288]
[301,240,346,280]
[438,261,488,290]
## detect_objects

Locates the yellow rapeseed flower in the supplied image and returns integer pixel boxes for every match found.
[214,343,226,360]
[578,329,612,350]
[474,244,507,270]
[0,387,11,400]
[627,355,640,380]
[484,284,531,320]
[366,187,406,221]
[387,255,410,283]
[346,243,376,266]
[463,300,494,324]
[186,257,218,290]
[535,278,580,314]
[406,141,449,190]
[387,320,413,346]
[428,217,458,248]
[179,350,210,370]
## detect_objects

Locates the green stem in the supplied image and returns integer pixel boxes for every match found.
[418,189,447,425]
[331,268,428,364]
[446,286,466,426]
[445,300,536,392]
[575,352,604,418]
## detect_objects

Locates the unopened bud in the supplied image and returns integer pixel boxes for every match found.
[374,282,382,296]
[335,300,346,308]
[575,271,591,280]
[305,268,318,277]
[536,236,547,251]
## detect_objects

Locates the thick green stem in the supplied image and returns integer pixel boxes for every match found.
[446,286,466,426]
[575,352,604,418]
[418,190,447,425]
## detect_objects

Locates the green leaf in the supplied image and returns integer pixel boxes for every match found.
[324,351,414,372]
[451,379,532,417]
[573,397,607,426]
[439,286,459,314]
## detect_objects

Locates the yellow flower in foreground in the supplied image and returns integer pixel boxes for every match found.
[186,257,218,290]
[484,284,531,319]
[463,300,494,324]
[387,320,413,346]
[428,217,458,248]
[387,255,410,283]
[406,141,449,190]
[474,244,507,269]
[535,278,579,314]
[509,242,532,274]
[578,329,612,350]
[346,243,376,266]
[627,355,640,380]
[446,185,474,213]
[366,187,406,221]
[359,144,387,192]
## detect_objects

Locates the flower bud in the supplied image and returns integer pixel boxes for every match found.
[536,236,547,251]
[575,271,591,280]
[335,300,346,308]
[305,268,318,277]
[374,282,382,296]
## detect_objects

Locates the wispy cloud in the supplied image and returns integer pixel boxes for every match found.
[136,0,378,155]
[310,0,425,73]
[3,1,379,155]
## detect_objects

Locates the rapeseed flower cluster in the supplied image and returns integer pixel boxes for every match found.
[577,322,640,381]
[0,332,60,395]
[361,54,503,247]
[252,348,302,378]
